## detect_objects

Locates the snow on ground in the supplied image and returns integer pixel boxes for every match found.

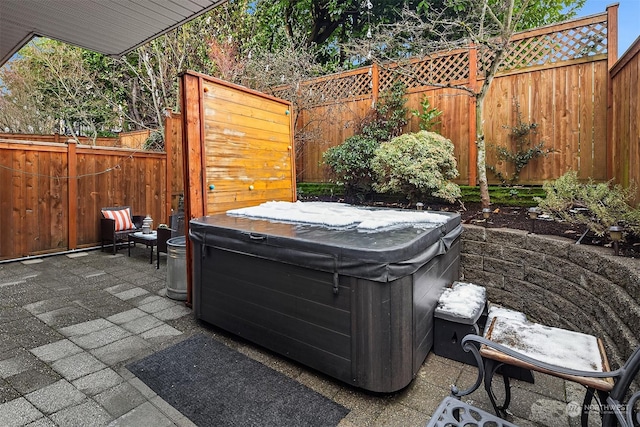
[489,318,604,372]
[227,201,450,230]
[436,282,486,320]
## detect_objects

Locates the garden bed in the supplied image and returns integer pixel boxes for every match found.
[299,193,640,258]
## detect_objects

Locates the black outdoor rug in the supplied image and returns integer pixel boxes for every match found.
[127,334,349,427]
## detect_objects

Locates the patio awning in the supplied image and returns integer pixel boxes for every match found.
[0,0,227,67]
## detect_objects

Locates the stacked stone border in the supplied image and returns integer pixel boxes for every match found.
[460,225,640,369]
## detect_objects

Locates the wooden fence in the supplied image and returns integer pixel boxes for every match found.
[0,129,152,149]
[278,7,618,186]
[610,37,640,198]
[0,124,182,260]
[118,129,151,148]
[0,139,169,260]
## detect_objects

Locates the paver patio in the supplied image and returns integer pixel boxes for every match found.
[0,247,588,426]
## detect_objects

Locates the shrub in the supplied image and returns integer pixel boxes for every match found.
[323,82,409,200]
[372,131,461,203]
[361,80,409,142]
[411,95,442,132]
[323,135,379,199]
[536,171,640,237]
[488,99,554,185]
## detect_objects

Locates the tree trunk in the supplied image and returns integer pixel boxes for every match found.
[476,92,491,208]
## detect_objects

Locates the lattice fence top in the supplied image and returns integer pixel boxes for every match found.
[306,71,372,103]
[482,19,608,73]
[380,51,470,93]
[270,70,372,105]
[270,13,609,105]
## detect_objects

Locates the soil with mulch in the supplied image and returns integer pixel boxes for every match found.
[299,195,640,259]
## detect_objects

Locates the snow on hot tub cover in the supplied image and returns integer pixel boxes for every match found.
[227,201,451,230]
[189,202,462,283]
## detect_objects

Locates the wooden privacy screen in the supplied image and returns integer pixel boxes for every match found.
[180,71,296,304]
[180,71,296,221]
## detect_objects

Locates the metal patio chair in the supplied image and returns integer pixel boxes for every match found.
[428,332,640,427]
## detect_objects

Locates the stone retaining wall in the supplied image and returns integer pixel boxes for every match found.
[460,225,640,368]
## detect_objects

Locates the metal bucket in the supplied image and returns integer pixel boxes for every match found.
[166,236,187,301]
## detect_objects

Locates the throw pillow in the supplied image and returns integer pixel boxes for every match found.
[102,208,134,231]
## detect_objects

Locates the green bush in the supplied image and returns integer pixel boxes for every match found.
[361,80,409,142]
[536,171,640,236]
[372,131,461,203]
[323,135,379,198]
[323,82,409,200]
[411,96,442,132]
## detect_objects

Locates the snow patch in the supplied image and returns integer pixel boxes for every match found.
[436,282,486,320]
[227,201,450,230]
[489,317,604,372]
[484,304,527,335]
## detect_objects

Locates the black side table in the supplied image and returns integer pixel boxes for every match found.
[128,231,157,264]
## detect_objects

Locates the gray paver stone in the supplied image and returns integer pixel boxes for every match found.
[0,378,21,403]
[90,336,152,366]
[0,397,44,427]
[106,309,147,325]
[25,417,57,427]
[25,379,86,414]
[50,399,112,427]
[138,298,177,314]
[150,395,192,424]
[72,368,124,396]
[30,339,83,363]
[104,284,135,295]
[51,352,106,381]
[95,382,147,418]
[66,252,88,259]
[7,367,61,394]
[21,259,43,265]
[127,377,156,399]
[133,295,162,305]
[23,298,70,316]
[59,318,113,337]
[0,352,37,379]
[120,315,163,334]
[70,325,131,350]
[114,288,149,301]
[140,324,182,340]
[107,401,174,427]
[153,305,191,321]
[36,306,96,328]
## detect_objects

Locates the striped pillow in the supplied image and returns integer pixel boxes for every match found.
[102,208,134,231]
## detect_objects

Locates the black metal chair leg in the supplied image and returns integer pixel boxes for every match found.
[484,359,512,418]
[581,387,596,427]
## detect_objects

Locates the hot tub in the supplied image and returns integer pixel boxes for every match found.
[189,205,462,392]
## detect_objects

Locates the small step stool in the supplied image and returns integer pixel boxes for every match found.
[433,282,486,365]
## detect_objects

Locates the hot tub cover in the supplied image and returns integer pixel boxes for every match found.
[189,204,461,283]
